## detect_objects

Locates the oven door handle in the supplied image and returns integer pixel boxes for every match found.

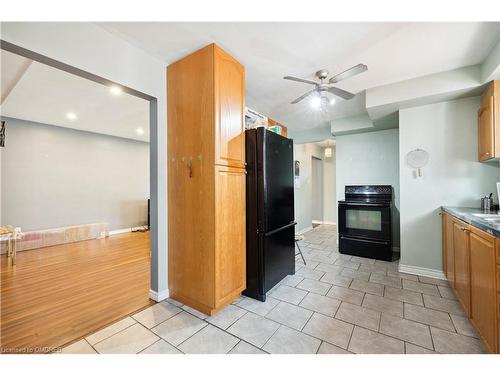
[339,202,390,207]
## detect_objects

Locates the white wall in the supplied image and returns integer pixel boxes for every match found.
[0,22,167,296]
[336,128,400,247]
[1,117,149,232]
[293,143,336,232]
[399,96,500,272]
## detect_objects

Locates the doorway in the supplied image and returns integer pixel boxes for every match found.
[311,156,324,227]
[0,42,156,353]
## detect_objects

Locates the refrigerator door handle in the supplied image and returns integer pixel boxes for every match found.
[264,222,297,237]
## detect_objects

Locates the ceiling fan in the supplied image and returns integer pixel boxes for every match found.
[283,64,368,107]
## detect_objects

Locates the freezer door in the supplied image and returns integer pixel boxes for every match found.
[263,223,295,294]
[258,129,294,232]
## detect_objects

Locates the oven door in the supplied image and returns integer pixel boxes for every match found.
[338,201,391,241]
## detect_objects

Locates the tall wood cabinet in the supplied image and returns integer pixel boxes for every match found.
[167,44,246,315]
[441,211,499,353]
[478,80,499,161]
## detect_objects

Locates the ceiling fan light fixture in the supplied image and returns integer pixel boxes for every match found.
[310,96,321,109]
[284,63,367,106]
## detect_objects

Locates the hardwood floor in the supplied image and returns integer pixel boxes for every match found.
[0,232,153,353]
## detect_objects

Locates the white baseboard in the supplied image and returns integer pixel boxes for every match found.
[149,288,170,302]
[398,264,446,280]
[311,220,336,225]
[296,226,313,235]
[109,226,147,236]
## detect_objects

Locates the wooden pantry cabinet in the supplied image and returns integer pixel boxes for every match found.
[441,211,499,353]
[167,44,246,315]
[478,80,500,161]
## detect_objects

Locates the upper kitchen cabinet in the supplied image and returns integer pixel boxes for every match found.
[478,80,500,161]
[214,46,246,168]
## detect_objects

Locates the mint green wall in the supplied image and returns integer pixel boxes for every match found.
[399,96,500,272]
[336,128,400,247]
[289,125,331,144]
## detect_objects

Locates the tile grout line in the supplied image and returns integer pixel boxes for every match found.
[64,301,160,350]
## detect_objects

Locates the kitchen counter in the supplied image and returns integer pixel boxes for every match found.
[441,206,500,237]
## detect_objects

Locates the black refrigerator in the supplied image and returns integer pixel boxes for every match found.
[243,127,296,301]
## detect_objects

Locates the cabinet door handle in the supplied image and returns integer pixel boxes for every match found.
[460,227,469,233]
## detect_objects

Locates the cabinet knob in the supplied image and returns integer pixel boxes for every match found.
[460,227,469,233]
[485,152,490,156]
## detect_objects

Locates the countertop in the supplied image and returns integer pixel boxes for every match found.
[441,206,500,238]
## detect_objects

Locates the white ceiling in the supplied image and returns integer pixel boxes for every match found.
[0,50,150,142]
[98,22,500,131]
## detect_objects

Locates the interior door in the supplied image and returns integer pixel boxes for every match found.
[453,219,471,316]
[311,157,323,223]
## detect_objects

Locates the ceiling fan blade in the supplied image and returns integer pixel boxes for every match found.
[290,89,316,104]
[329,64,368,84]
[328,87,355,100]
[284,76,318,86]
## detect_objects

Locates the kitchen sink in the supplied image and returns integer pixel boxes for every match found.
[484,219,500,225]
[471,213,500,225]
[472,213,500,219]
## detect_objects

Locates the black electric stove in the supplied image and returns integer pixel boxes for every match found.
[338,185,394,261]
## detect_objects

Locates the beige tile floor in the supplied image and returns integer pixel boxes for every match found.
[61,225,486,354]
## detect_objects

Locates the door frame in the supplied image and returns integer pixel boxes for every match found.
[0,39,160,295]
[311,155,324,224]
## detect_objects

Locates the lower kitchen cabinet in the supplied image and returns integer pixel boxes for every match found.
[452,218,471,316]
[469,226,497,353]
[442,211,499,353]
[443,213,456,287]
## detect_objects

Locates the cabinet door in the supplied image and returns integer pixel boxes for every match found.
[214,46,246,168]
[470,228,497,353]
[214,166,246,307]
[167,45,216,310]
[453,220,471,316]
[444,213,455,287]
[478,95,495,161]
